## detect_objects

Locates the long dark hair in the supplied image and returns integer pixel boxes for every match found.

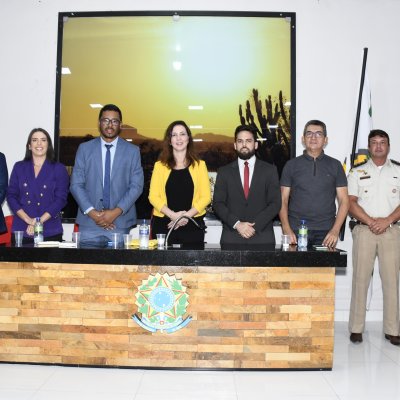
[158,120,199,169]
[24,128,55,162]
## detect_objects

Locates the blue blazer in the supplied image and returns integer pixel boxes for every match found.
[70,137,144,229]
[0,152,8,233]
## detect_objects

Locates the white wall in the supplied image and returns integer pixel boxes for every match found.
[2,0,399,322]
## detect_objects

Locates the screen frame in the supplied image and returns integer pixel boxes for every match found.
[54,9,296,158]
[54,10,296,221]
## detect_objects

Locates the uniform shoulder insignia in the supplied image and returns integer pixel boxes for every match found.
[391,159,400,166]
[353,159,368,167]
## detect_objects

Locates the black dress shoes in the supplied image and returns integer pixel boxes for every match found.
[384,334,400,346]
[350,333,363,343]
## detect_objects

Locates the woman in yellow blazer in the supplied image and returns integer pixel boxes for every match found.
[149,120,211,245]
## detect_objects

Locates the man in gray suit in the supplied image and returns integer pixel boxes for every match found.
[213,125,281,245]
[70,104,144,246]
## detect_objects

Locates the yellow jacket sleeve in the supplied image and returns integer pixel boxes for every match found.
[148,161,170,215]
[190,160,211,215]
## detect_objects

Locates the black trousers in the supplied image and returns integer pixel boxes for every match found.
[306,230,329,246]
[152,216,205,245]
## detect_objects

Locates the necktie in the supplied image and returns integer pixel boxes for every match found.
[103,144,112,209]
[244,161,249,199]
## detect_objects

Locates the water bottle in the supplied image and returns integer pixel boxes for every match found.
[139,219,150,249]
[298,219,308,250]
[33,217,43,246]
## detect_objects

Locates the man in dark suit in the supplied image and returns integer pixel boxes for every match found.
[0,152,8,234]
[70,104,144,246]
[213,125,281,245]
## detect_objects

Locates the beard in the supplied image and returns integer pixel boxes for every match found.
[100,125,121,141]
[236,147,256,160]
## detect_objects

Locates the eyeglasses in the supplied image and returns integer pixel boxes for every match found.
[305,131,325,138]
[100,118,121,126]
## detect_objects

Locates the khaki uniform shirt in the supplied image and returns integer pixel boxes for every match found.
[348,158,400,217]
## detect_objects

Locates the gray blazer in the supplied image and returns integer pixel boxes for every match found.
[70,137,144,229]
[213,158,281,245]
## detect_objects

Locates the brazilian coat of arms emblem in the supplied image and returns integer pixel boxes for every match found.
[132,272,192,333]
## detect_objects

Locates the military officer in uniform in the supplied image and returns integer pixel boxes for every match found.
[348,129,400,345]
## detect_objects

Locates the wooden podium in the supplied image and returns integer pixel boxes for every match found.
[0,244,346,370]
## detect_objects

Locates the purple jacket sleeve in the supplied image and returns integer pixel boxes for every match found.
[6,162,23,214]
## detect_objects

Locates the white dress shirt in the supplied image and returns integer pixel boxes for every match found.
[237,155,256,187]
[233,155,256,229]
[84,137,119,214]
[101,136,119,186]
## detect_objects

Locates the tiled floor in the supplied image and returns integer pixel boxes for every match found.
[1,321,400,400]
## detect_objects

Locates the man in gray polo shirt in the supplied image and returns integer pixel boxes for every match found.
[279,119,349,247]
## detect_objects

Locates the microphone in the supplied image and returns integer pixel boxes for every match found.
[165,215,205,249]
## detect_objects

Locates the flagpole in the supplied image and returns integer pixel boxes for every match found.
[349,48,374,307]
[339,48,369,241]
[350,47,368,168]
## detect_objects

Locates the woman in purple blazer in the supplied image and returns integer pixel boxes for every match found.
[0,152,8,234]
[7,128,69,243]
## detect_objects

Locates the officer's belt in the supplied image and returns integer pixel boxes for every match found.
[354,220,399,226]
[349,220,400,231]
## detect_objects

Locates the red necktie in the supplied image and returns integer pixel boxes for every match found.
[244,161,249,199]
